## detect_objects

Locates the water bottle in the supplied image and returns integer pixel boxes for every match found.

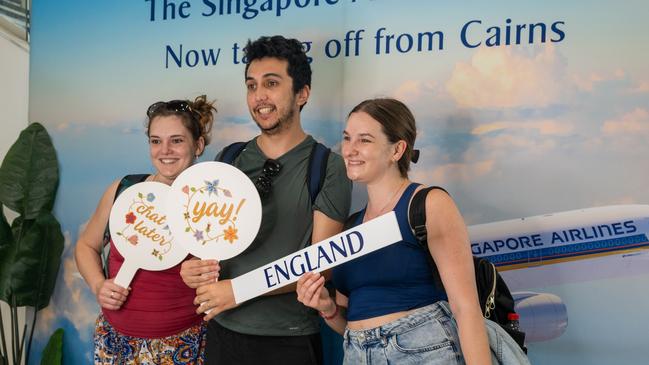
[506,312,520,332]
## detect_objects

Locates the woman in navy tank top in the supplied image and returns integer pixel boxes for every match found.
[297,98,529,364]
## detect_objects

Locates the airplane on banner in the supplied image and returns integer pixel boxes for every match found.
[467,204,649,343]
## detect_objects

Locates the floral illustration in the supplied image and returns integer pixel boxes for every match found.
[205,180,219,196]
[193,230,204,242]
[125,212,136,224]
[223,226,238,244]
[127,235,139,246]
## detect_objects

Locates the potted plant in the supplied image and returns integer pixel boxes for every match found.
[0,122,64,365]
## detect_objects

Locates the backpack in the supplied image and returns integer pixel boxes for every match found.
[408,186,526,352]
[101,174,150,277]
[343,186,526,353]
[217,140,331,205]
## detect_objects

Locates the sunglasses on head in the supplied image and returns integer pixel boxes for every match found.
[147,100,195,118]
[254,159,281,198]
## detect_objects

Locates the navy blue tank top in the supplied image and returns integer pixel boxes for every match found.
[332,183,447,321]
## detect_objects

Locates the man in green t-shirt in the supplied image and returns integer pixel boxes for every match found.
[180,35,352,364]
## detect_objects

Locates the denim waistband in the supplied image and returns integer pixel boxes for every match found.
[343,301,452,345]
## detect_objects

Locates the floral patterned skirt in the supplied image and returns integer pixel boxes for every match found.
[94,314,206,365]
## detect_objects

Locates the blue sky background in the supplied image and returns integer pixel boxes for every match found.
[27,0,649,363]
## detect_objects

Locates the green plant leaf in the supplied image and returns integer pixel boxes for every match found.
[0,204,12,251]
[0,123,59,219]
[0,212,64,309]
[40,328,63,365]
[0,204,15,302]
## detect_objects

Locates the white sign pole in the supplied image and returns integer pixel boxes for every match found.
[231,211,402,304]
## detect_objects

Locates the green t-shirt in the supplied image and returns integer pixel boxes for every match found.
[215,135,352,336]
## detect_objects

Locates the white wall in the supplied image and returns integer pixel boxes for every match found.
[0,25,29,365]
[0,28,28,157]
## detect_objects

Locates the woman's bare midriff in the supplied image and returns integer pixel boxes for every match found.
[346,309,416,330]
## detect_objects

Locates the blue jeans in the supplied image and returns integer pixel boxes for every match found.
[342,301,530,365]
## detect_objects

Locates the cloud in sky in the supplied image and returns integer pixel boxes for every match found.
[630,81,649,94]
[572,69,626,92]
[55,122,70,131]
[411,153,495,186]
[35,225,99,345]
[472,119,574,136]
[602,108,649,136]
[394,80,438,104]
[446,45,568,109]
[211,122,258,146]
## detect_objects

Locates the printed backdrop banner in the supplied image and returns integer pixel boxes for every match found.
[28,1,649,364]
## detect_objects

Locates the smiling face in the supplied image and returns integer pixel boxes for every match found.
[148,115,204,185]
[245,57,309,135]
[342,111,404,183]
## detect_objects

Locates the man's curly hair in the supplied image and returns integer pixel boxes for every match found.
[244,35,311,95]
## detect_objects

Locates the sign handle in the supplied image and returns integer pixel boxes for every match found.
[114,261,138,289]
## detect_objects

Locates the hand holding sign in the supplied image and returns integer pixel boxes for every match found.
[166,162,262,314]
[109,182,189,288]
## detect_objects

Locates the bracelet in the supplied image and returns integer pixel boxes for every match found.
[319,304,339,320]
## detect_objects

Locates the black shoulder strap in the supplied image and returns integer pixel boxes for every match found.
[102,174,149,277]
[407,186,449,290]
[343,210,363,231]
[307,142,331,205]
[217,141,248,164]
[407,186,449,244]
[218,140,330,205]
[113,174,149,201]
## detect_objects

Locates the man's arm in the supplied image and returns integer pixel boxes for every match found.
[194,210,344,320]
[262,210,344,294]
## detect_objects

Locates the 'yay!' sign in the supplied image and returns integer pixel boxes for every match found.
[166,162,262,261]
[232,211,402,304]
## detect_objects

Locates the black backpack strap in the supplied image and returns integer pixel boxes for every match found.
[307,142,331,205]
[408,187,527,352]
[112,174,150,201]
[217,141,248,164]
[407,186,449,244]
[217,140,329,205]
[343,210,363,231]
[406,186,449,290]
[102,174,149,277]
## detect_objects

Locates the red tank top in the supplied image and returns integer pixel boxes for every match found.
[102,240,202,338]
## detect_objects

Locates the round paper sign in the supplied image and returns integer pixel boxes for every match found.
[109,181,188,288]
[166,161,262,261]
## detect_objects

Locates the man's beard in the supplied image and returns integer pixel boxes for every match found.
[255,105,296,136]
